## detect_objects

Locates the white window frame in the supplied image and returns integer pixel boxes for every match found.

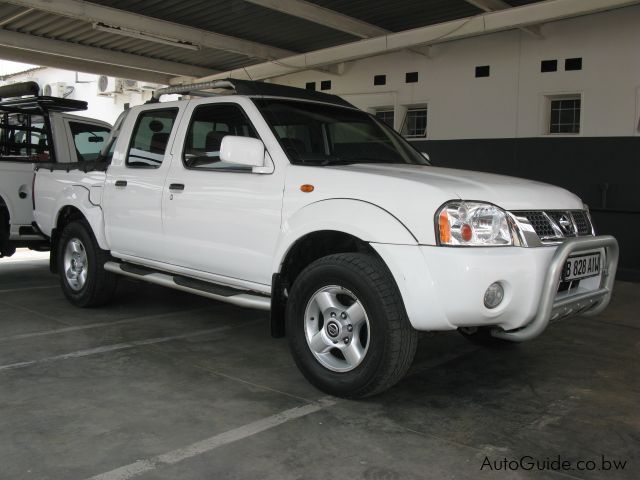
[544,93,582,136]
[374,108,395,129]
[401,106,428,139]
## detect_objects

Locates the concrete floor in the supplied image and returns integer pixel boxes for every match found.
[0,250,638,480]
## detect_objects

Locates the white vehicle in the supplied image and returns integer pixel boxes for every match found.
[33,80,618,398]
[0,82,111,258]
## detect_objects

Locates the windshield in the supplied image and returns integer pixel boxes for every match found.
[253,98,429,166]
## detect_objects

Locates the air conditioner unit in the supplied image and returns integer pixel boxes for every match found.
[139,83,161,91]
[119,79,140,92]
[97,75,120,96]
[43,82,68,97]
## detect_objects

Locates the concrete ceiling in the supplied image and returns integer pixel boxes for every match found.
[0,0,637,85]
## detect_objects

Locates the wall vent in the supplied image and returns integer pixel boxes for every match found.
[541,60,558,72]
[475,65,490,78]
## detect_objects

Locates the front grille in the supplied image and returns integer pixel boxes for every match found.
[571,210,592,235]
[517,211,556,238]
[511,210,593,242]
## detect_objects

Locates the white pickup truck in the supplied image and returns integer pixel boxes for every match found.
[33,80,618,398]
[0,82,111,258]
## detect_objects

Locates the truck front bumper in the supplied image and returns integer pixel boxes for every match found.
[371,235,618,341]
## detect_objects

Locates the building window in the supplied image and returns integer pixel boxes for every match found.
[320,80,331,91]
[405,72,418,83]
[375,109,394,128]
[565,57,582,71]
[305,82,316,91]
[548,96,581,134]
[401,108,428,138]
[374,74,386,86]
[541,59,557,72]
[475,65,490,78]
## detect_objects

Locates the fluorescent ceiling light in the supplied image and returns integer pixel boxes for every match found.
[93,23,200,51]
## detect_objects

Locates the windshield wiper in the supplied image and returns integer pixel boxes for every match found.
[321,158,395,166]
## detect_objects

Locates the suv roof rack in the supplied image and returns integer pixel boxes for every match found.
[150,78,353,108]
[0,81,88,114]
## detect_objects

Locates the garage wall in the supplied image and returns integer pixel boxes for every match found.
[273,5,640,280]
[1,68,152,124]
[273,6,640,140]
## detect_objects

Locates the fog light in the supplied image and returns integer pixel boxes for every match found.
[484,282,504,309]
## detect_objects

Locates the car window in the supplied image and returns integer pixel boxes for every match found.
[254,99,428,166]
[127,109,178,168]
[183,103,258,171]
[69,122,110,162]
[0,113,49,162]
[97,110,127,165]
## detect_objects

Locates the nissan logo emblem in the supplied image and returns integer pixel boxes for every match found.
[558,214,574,234]
[326,321,340,338]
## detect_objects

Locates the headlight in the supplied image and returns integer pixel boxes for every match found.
[437,201,513,246]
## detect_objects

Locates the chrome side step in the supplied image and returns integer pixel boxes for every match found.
[104,261,271,311]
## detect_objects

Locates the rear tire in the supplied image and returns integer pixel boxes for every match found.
[58,220,117,307]
[0,208,16,258]
[286,253,418,398]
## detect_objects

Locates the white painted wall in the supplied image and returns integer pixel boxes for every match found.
[1,6,638,138]
[0,67,159,125]
[272,5,640,141]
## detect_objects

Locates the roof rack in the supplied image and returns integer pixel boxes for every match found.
[150,78,353,108]
[0,81,88,114]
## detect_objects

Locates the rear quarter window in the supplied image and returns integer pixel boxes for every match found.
[69,122,110,162]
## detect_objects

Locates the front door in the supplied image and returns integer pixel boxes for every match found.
[162,100,284,286]
[103,106,181,261]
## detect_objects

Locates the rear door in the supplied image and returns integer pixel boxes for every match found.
[103,105,183,261]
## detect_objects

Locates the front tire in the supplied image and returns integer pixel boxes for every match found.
[286,253,418,398]
[58,220,117,307]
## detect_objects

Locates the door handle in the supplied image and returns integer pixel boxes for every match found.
[115,180,128,187]
[169,183,185,192]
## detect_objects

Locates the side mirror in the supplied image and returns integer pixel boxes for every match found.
[421,151,431,164]
[220,136,265,169]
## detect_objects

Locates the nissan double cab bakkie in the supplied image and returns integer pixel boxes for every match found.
[0,81,111,258]
[33,79,619,398]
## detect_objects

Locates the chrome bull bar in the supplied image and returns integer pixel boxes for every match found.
[491,235,619,342]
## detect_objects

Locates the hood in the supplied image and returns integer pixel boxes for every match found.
[330,164,583,211]
[284,163,584,244]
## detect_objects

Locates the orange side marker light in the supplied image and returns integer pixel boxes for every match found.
[300,184,315,193]
[439,210,451,244]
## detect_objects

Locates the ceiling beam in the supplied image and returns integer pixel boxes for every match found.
[0,29,217,78]
[464,0,542,36]
[0,46,172,84]
[196,0,640,82]
[3,0,294,60]
[244,0,388,38]
[243,0,429,57]
[0,7,33,27]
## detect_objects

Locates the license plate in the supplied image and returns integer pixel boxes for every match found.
[563,253,601,281]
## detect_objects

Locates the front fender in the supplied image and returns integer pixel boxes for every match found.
[273,199,417,274]
[39,185,108,250]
